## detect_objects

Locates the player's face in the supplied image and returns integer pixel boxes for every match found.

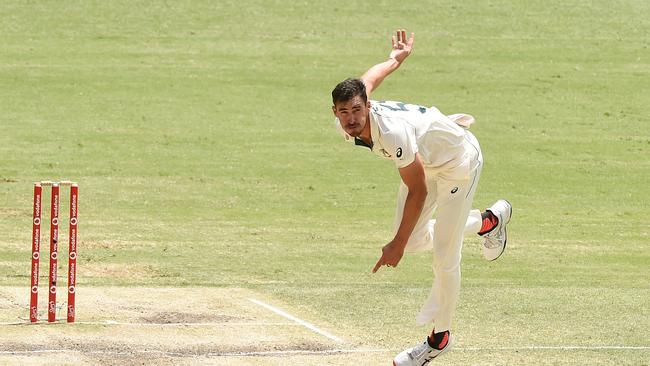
[332,95,370,138]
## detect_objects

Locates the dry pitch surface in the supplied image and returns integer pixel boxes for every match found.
[0,287,389,365]
[2,287,649,365]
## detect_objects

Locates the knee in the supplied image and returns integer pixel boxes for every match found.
[432,261,461,275]
[404,223,435,252]
[405,237,433,252]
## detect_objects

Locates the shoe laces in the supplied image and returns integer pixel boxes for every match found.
[409,341,435,362]
[484,224,504,249]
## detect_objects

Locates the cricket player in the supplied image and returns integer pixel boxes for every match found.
[331,30,512,365]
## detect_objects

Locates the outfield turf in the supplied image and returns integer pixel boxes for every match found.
[1,1,649,365]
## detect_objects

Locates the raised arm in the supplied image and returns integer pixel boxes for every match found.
[361,29,415,97]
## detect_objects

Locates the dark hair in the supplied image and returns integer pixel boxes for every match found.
[331,78,367,105]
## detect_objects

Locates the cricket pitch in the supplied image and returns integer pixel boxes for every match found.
[0,286,389,365]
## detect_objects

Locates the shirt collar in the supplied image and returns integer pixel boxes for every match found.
[368,101,381,149]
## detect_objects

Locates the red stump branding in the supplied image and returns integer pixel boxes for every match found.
[67,184,78,322]
[30,183,42,323]
[29,181,78,324]
[48,184,60,323]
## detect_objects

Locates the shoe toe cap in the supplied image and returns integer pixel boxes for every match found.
[483,242,505,261]
[393,350,412,366]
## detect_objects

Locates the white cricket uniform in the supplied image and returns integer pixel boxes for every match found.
[336,100,484,332]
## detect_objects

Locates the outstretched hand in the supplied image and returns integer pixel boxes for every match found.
[389,29,415,64]
[372,240,406,273]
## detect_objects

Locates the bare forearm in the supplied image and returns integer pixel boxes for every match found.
[361,58,402,96]
[362,30,414,96]
[393,190,426,248]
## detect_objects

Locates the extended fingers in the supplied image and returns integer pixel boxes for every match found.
[372,257,384,273]
[395,29,405,46]
[394,29,413,49]
[407,32,415,47]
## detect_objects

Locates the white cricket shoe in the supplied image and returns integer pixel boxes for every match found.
[482,199,512,261]
[393,336,453,365]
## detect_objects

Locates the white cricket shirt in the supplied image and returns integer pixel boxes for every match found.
[336,100,467,169]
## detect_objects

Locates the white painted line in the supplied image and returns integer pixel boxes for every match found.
[1,346,649,357]
[249,298,345,344]
[457,345,650,351]
[0,321,295,327]
[0,348,386,357]
[78,321,295,327]
[206,348,386,357]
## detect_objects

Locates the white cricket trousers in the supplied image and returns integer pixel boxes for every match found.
[393,130,483,332]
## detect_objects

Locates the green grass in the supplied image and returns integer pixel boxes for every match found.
[1,0,649,364]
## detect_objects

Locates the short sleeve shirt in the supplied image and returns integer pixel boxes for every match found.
[336,100,467,169]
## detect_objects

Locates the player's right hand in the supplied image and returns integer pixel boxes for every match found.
[372,240,406,273]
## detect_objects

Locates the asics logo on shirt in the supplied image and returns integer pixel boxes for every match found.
[379,147,404,159]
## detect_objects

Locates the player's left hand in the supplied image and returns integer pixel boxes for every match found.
[372,240,406,273]
[389,29,415,64]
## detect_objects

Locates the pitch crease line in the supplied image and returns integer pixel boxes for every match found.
[0,348,385,357]
[92,321,294,327]
[248,298,344,343]
[2,346,649,357]
[457,345,650,351]
[0,321,295,327]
